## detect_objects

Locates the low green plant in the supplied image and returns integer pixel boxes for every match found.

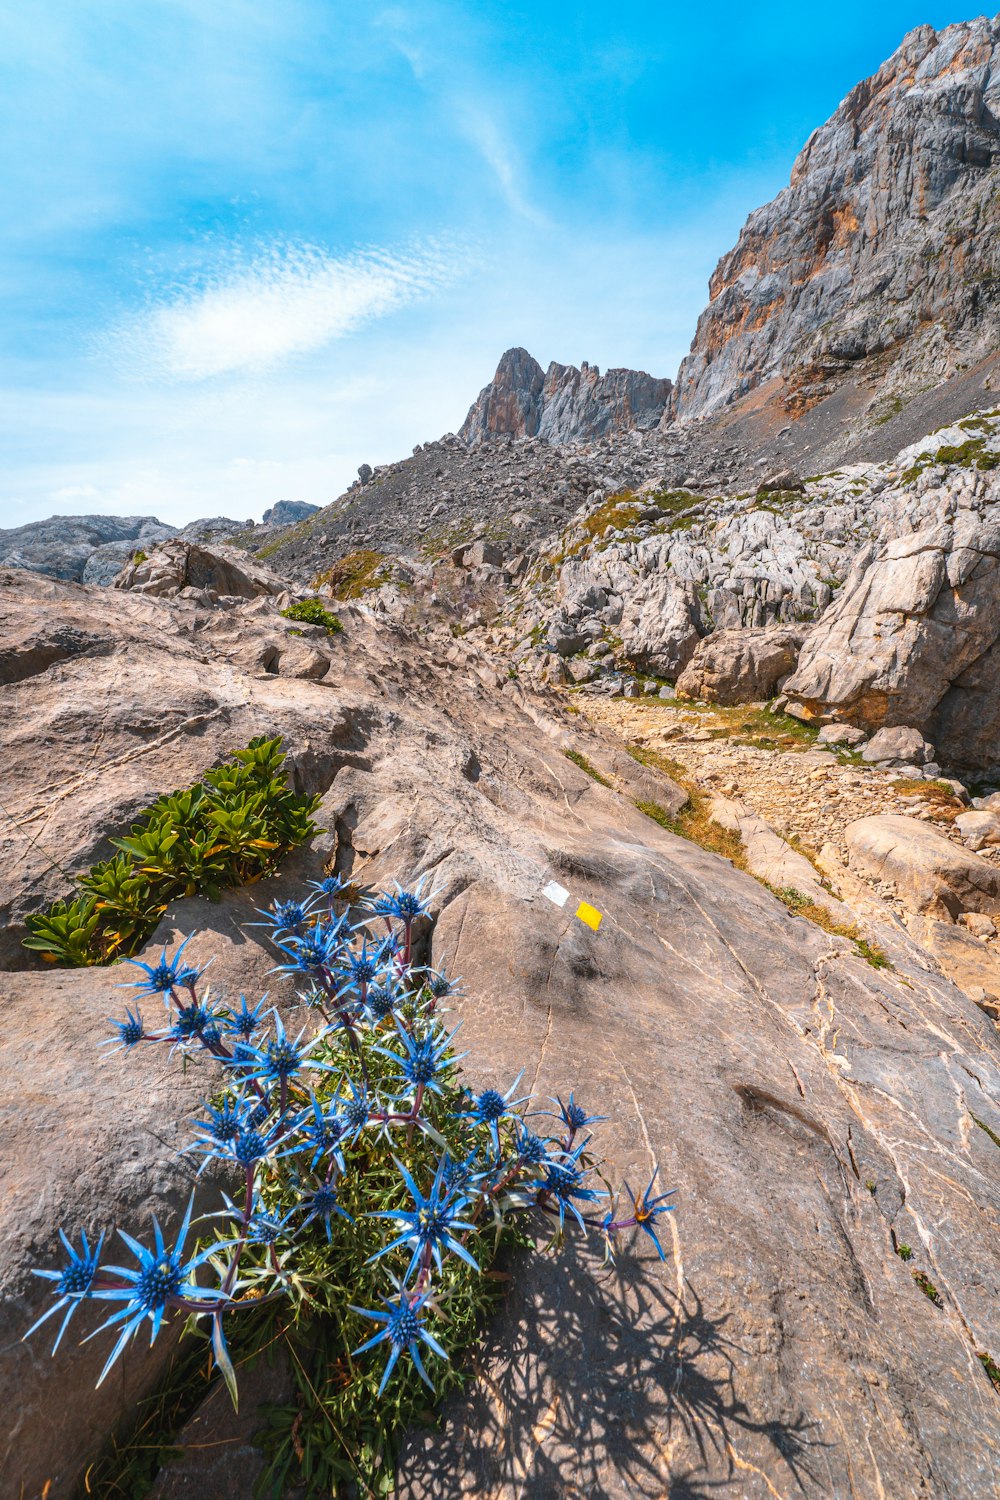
[979,1351,1000,1392]
[912,1269,943,1307]
[281,597,344,634]
[22,737,320,967]
[896,1243,913,1261]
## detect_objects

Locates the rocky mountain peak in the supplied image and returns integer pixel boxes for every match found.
[673,15,1000,424]
[460,346,672,446]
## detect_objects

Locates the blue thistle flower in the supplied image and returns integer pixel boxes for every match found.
[624,1168,676,1260]
[371,875,436,927]
[339,1076,372,1134]
[367,1156,479,1282]
[423,966,463,1001]
[223,994,270,1041]
[169,1000,221,1050]
[299,1181,352,1241]
[440,1150,492,1196]
[119,935,203,1001]
[295,1094,349,1171]
[271,913,352,977]
[244,1207,298,1246]
[539,1141,606,1231]
[24,1228,104,1353]
[365,982,398,1022]
[350,1288,448,1394]
[539,1092,607,1136]
[308,874,353,902]
[336,934,395,994]
[87,1196,219,1384]
[513,1122,554,1169]
[250,896,320,935]
[100,1006,146,1054]
[462,1071,528,1153]
[373,1020,463,1102]
[197,1098,244,1145]
[229,1013,335,1089]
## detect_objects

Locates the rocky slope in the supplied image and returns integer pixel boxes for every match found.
[3,563,1000,1500]
[674,16,1000,431]
[0,505,318,585]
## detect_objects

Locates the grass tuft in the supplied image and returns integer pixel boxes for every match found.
[564,749,612,787]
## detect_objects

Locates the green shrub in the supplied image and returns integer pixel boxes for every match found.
[281,597,344,634]
[22,736,321,967]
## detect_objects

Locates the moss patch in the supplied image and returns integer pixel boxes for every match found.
[312,550,390,599]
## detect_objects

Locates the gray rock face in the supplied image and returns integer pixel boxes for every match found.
[113,540,290,600]
[783,494,1000,769]
[460,347,671,446]
[0,515,177,582]
[261,500,320,526]
[845,814,1000,918]
[674,17,1000,422]
[618,572,705,678]
[676,625,807,704]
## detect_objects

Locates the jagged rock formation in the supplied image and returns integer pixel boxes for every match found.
[674,17,1000,424]
[3,565,1000,1499]
[113,539,290,600]
[460,347,672,446]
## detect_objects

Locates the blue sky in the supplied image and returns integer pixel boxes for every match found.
[0,2,979,526]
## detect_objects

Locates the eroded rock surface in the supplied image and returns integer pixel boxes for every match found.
[676,625,807,704]
[2,569,1000,1499]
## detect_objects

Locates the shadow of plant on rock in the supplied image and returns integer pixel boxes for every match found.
[397,1241,826,1498]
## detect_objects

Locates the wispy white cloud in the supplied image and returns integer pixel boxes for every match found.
[110,239,474,381]
[453,102,552,228]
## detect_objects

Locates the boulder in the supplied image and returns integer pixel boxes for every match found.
[261,500,319,526]
[818,723,868,747]
[675,625,807,704]
[783,512,1000,769]
[954,810,1000,851]
[113,541,289,600]
[862,726,935,766]
[466,539,504,569]
[756,469,805,495]
[618,573,705,679]
[845,815,1000,919]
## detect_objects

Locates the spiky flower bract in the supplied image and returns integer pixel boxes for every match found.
[350,1288,448,1395]
[119,935,203,1001]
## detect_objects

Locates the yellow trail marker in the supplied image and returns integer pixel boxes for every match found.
[575,901,603,931]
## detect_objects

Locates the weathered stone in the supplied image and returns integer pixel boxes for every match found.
[818,723,867,747]
[955,810,1000,851]
[261,500,320,526]
[114,540,290,600]
[676,625,807,704]
[673,18,1000,422]
[862,726,935,766]
[618,573,704,679]
[756,470,805,495]
[460,348,671,446]
[845,814,1000,918]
